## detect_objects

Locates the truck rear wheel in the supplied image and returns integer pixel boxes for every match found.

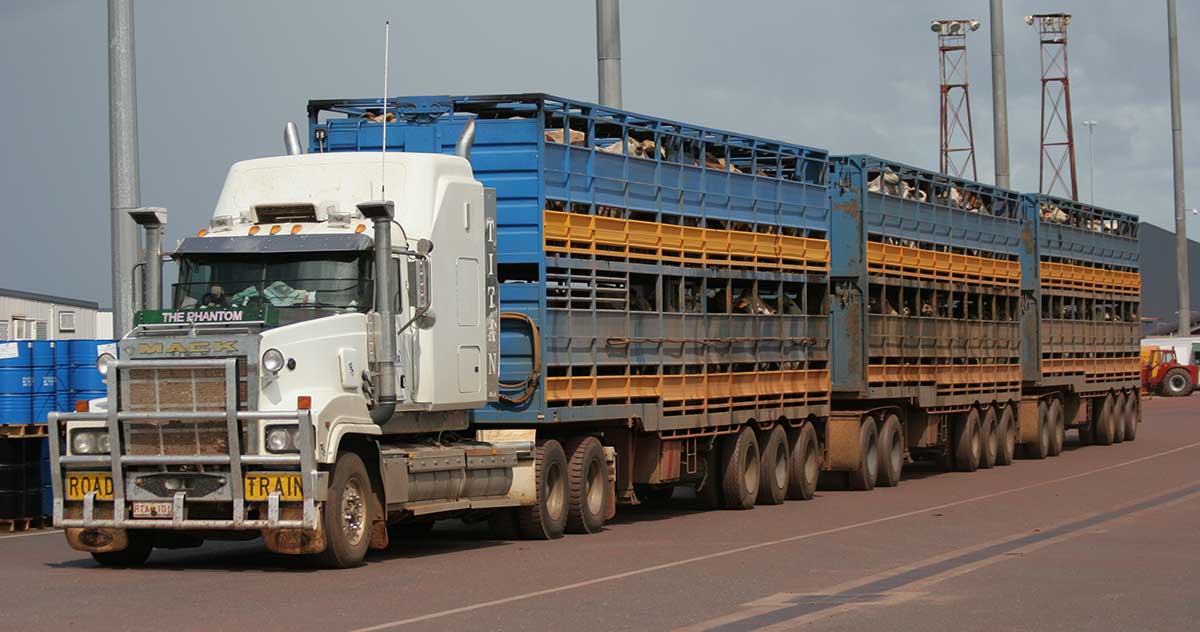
[786,423,820,500]
[517,440,568,539]
[316,451,374,568]
[1123,392,1139,441]
[1021,401,1050,459]
[1161,368,1194,397]
[876,413,904,487]
[1111,393,1127,444]
[721,427,760,510]
[954,409,981,472]
[979,407,998,469]
[756,425,789,505]
[1047,398,1065,456]
[1092,395,1116,446]
[848,417,879,491]
[563,436,608,534]
[90,532,153,567]
[996,405,1016,466]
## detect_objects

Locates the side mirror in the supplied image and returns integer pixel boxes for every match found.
[417,238,433,257]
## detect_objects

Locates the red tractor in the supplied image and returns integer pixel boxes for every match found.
[1142,347,1197,397]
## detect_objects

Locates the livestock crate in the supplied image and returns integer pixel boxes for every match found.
[827,155,1026,410]
[1022,194,1141,393]
[310,94,832,432]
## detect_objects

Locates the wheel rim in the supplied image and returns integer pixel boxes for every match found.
[545,461,565,519]
[772,442,788,490]
[803,439,819,484]
[889,428,902,474]
[986,420,998,458]
[865,433,878,481]
[340,477,367,547]
[743,442,760,495]
[1169,375,1186,391]
[585,458,605,515]
[1004,409,1016,455]
[970,421,981,462]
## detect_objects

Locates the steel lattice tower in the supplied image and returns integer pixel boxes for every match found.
[1027,13,1078,200]
[933,19,981,180]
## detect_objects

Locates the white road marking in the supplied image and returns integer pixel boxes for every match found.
[0,529,57,541]
[351,439,1200,631]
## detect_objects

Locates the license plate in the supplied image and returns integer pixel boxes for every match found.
[132,501,174,518]
[65,473,114,500]
[243,473,304,501]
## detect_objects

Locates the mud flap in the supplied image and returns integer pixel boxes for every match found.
[262,505,327,555]
[65,527,129,553]
[824,414,862,472]
[603,446,618,521]
[368,493,389,550]
[1018,397,1041,444]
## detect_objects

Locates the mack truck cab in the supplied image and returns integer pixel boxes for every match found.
[49,122,551,568]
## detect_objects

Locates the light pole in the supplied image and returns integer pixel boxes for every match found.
[1082,120,1098,202]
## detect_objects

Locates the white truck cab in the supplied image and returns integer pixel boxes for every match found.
[49,123,537,568]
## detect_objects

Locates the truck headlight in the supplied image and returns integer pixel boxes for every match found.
[96,353,116,377]
[264,425,299,453]
[262,348,285,373]
[71,429,110,454]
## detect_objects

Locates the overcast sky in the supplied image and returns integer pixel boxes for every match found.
[0,0,1196,305]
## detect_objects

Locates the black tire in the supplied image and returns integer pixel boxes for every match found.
[563,436,608,534]
[91,532,153,567]
[1161,368,1194,397]
[1047,398,1065,456]
[786,423,820,501]
[697,443,723,509]
[1123,391,1139,441]
[517,439,568,539]
[756,425,789,505]
[315,451,374,568]
[1021,400,1050,459]
[848,417,879,491]
[979,407,998,469]
[996,405,1016,466]
[877,413,904,487]
[954,409,981,472]
[634,484,675,507]
[720,427,761,510]
[1109,394,1123,443]
[1092,395,1116,446]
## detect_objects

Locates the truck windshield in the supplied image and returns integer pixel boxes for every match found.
[172,251,373,313]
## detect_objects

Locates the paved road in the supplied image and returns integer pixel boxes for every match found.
[3,398,1198,631]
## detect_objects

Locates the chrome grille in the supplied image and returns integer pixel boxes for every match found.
[119,359,248,456]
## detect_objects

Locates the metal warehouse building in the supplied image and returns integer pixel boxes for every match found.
[0,288,108,340]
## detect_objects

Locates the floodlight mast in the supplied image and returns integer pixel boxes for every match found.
[932,19,981,180]
[1027,13,1079,200]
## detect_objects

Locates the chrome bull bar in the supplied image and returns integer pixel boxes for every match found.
[48,357,320,531]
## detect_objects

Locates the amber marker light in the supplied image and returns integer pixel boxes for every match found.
[269,225,281,235]
[291,224,303,234]
[248,225,260,235]
[355,224,366,234]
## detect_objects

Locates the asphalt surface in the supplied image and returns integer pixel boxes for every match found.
[2,397,1198,632]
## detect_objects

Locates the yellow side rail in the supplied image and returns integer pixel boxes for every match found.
[867,363,1022,395]
[866,242,1020,288]
[544,210,830,273]
[545,369,830,412]
[1041,357,1141,382]
[1041,261,1141,297]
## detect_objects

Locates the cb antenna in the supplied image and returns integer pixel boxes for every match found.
[380,20,390,199]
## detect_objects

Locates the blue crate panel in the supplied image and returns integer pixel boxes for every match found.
[1022,194,1140,269]
[311,94,833,426]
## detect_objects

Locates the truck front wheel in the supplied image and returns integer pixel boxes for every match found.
[315,452,374,568]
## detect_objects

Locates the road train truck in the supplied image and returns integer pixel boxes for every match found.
[48,93,1142,568]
